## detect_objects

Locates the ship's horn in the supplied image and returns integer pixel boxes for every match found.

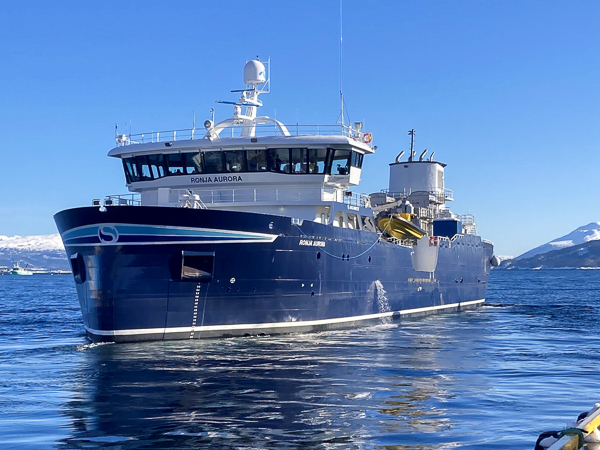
[419,149,428,161]
[429,152,435,161]
[395,151,405,163]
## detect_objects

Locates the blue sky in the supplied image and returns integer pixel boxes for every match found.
[1,0,599,257]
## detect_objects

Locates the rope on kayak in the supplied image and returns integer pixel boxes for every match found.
[534,426,586,449]
[558,428,585,448]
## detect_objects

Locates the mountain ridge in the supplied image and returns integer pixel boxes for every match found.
[0,234,68,270]
[501,239,600,269]
[516,222,600,260]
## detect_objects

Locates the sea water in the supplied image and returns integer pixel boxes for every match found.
[1,270,600,449]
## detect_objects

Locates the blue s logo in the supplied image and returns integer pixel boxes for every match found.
[98,225,119,243]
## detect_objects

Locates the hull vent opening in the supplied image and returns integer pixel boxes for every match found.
[181,251,214,282]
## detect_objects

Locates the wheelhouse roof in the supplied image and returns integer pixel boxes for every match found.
[108,135,374,158]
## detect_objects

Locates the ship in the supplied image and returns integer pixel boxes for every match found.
[11,262,33,276]
[54,59,500,343]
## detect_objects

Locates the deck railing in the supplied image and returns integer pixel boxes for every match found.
[168,187,370,208]
[100,188,370,209]
[103,194,141,206]
[382,188,453,202]
[116,124,370,146]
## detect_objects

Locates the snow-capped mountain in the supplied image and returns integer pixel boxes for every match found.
[501,240,600,269]
[516,222,600,260]
[0,234,64,252]
[0,234,68,270]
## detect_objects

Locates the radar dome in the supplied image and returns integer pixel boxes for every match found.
[244,60,266,85]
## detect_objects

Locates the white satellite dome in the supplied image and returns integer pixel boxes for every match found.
[244,60,266,85]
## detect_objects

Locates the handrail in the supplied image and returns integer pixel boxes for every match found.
[166,187,370,208]
[99,189,370,209]
[104,193,141,206]
[115,124,369,147]
[381,188,454,200]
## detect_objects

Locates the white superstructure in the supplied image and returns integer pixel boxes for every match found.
[107,60,376,231]
[104,59,476,240]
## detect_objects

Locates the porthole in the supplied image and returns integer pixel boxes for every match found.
[317,252,321,260]
[368,256,372,263]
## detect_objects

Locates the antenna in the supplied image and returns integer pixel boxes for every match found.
[339,0,344,127]
[408,129,416,161]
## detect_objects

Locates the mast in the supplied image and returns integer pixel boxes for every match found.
[339,0,344,127]
[408,129,416,161]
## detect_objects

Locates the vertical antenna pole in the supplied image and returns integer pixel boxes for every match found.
[408,129,415,161]
[339,0,344,128]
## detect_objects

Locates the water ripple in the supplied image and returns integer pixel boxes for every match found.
[1,271,600,448]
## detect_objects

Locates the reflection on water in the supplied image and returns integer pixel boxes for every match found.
[3,271,600,449]
[59,324,470,449]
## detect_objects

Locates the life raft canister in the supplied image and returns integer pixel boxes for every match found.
[362,132,373,144]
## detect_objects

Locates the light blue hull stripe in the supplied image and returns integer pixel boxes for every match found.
[61,223,277,246]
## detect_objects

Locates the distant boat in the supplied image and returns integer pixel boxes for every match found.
[11,262,33,276]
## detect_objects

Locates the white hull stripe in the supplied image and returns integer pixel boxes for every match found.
[65,239,276,247]
[86,299,485,337]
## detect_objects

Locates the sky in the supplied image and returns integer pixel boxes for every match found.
[1,0,599,257]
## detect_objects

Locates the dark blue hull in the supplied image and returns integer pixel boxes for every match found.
[54,206,493,342]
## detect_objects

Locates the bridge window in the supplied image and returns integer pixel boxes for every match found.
[165,153,186,175]
[164,152,203,175]
[135,155,153,180]
[204,151,225,173]
[268,148,331,174]
[224,150,247,173]
[123,159,139,183]
[291,148,307,173]
[247,149,268,171]
[148,154,166,178]
[351,151,364,168]
[330,149,351,175]
[122,147,359,183]
[307,149,328,174]
[268,149,291,173]
[189,153,203,173]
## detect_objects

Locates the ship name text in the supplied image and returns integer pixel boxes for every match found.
[191,175,243,184]
[299,239,326,247]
